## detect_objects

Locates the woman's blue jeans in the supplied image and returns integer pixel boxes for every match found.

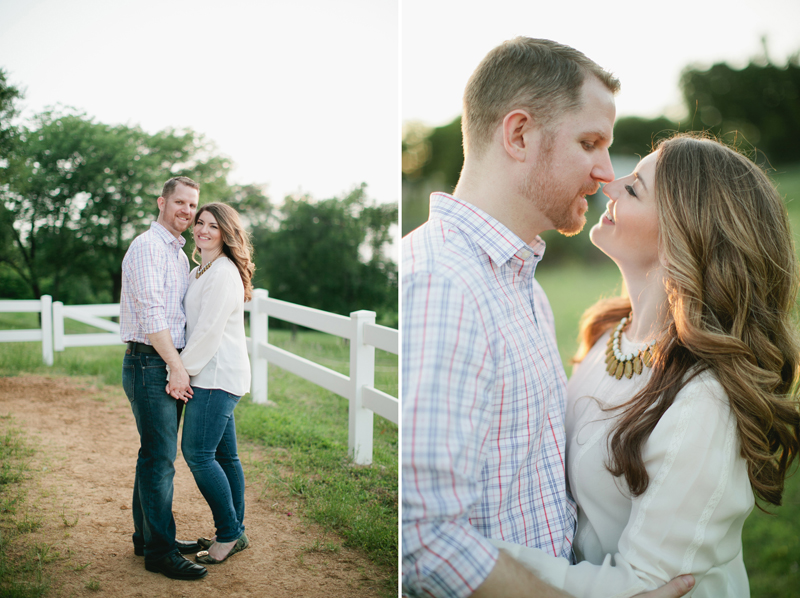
[181,387,246,543]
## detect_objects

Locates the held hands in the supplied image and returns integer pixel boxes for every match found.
[165,364,193,403]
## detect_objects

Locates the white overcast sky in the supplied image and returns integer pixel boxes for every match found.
[0,0,399,206]
[403,0,800,128]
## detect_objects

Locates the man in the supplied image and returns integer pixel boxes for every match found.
[401,38,693,598]
[120,176,207,580]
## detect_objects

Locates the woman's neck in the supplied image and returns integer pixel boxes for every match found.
[200,248,223,268]
[620,265,669,343]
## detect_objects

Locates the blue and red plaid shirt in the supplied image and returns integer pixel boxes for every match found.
[120,221,190,349]
[402,193,576,597]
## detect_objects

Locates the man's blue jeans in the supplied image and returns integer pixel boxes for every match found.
[123,351,182,562]
[181,388,246,543]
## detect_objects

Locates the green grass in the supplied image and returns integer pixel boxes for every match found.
[0,322,398,595]
[236,330,397,591]
[0,425,51,598]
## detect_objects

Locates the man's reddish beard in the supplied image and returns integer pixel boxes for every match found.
[521,165,598,238]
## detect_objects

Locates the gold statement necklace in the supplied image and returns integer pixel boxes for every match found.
[195,255,220,279]
[605,315,657,380]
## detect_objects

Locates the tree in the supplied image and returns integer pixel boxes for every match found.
[679,60,800,164]
[254,185,398,326]
[0,69,25,298]
[610,116,681,157]
[402,117,464,235]
[0,109,246,302]
[0,68,22,162]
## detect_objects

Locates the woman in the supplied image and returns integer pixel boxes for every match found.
[168,202,255,564]
[492,133,800,596]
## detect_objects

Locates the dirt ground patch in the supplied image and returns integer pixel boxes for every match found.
[0,375,389,598]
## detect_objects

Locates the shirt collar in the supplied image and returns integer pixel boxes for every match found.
[429,192,546,266]
[150,221,187,248]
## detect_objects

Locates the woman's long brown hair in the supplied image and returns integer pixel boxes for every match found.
[575,133,800,507]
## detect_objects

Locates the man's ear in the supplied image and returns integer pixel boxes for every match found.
[501,110,533,163]
[156,196,166,213]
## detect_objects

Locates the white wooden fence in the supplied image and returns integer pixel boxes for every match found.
[0,295,53,365]
[0,292,398,465]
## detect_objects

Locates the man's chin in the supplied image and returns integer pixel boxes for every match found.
[556,215,586,237]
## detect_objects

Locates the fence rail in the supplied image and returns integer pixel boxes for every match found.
[0,291,397,465]
[0,296,53,365]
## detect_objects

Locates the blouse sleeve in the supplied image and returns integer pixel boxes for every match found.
[490,373,753,597]
[180,267,241,376]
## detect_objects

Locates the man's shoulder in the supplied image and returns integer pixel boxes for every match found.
[123,227,168,266]
[403,216,485,278]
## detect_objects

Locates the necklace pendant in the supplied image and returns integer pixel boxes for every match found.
[642,348,653,368]
[633,355,643,375]
[624,360,633,379]
[614,361,625,380]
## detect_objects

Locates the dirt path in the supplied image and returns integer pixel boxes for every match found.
[0,375,388,598]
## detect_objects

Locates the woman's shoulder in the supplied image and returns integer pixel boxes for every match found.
[676,369,729,408]
[654,369,733,438]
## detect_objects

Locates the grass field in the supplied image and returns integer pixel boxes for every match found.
[0,318,398,597]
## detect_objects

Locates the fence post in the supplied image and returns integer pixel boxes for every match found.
[41,295,53,366]
[349,310,376,465]
[53,301,65,352]
[250,289,269,404]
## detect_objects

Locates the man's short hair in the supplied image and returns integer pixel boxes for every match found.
[462,37,620,155]
[161,176,200,199]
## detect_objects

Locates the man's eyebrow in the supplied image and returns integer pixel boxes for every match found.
[585,130,612,144]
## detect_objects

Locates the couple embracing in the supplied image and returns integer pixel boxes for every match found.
[402,38,800,597]
[120,177,254,580]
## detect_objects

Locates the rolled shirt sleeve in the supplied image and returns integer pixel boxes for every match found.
[124,240,171,335]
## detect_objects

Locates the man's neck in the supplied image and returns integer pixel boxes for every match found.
[155,217,183,239]
[453,162,548,244]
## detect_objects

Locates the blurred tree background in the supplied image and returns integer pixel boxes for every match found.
[402,51,800,266]
[0,69,398,326]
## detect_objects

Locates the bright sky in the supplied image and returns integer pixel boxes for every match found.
[0,0,399,206]
[403,0,800,128]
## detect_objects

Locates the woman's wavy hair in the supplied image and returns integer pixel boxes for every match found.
[575,132,800,507]
[192,202,255,302]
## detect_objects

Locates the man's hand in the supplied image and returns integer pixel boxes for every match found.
[148,329,193,401]
[634,575,694,598]
[470,551,571,598]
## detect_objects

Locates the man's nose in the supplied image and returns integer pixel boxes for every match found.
[593,150,614,183]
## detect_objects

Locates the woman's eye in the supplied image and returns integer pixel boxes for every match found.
[625,185,637,198]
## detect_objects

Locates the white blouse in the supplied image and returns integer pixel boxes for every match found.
[179,256,251,396]
[491,330,753,597]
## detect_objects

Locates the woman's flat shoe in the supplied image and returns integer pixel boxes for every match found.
[195,533,249,564]
[196,537,214,550]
